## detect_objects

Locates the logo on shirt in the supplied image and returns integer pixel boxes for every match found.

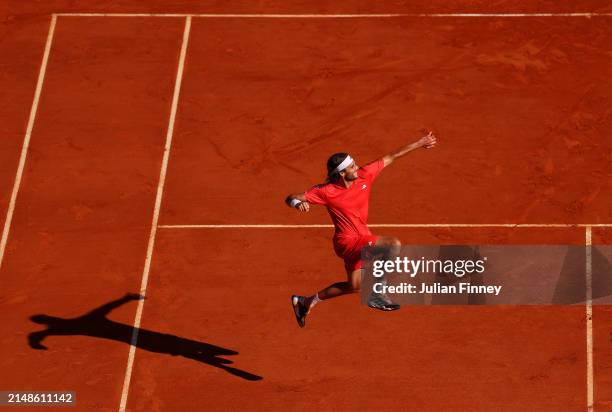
[361,184,367,190]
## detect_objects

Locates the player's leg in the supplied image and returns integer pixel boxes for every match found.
[291,236,402,327]
[291,269,360,328]
[304,248,362,303]
[316,268,361,299]
[366,235,401,311]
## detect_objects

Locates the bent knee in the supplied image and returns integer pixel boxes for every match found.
[378,236,401,247]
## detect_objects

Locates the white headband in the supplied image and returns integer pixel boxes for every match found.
[335,155,353,173]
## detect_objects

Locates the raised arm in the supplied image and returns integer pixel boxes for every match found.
[381,131,437,167]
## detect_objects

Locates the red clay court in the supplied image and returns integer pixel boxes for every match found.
[0,1,611,411]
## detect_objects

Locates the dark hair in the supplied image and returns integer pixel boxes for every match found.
[326,152,349,183]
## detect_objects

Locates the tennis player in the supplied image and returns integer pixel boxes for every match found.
[286,132,437,327]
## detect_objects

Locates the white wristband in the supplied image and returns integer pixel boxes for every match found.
[290,198,302,208]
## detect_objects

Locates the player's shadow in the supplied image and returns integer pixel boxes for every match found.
[27,293,262,381]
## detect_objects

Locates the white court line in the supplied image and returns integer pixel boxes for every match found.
[158,223,612,229]
[586,226,594,411]
[0,15,57,272]
[55,12,612,18]
[118,16,192,412]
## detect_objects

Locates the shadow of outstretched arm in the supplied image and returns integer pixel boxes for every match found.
[82,293,143,318]
[216,364,263,381]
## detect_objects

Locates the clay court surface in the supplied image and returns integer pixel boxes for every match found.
[1,1,611,410]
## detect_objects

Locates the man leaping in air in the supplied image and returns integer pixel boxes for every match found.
[285,132,437,327]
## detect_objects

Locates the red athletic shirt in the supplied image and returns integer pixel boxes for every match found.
[304,159,384,241]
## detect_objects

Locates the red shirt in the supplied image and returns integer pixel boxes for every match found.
[304,159,384,241]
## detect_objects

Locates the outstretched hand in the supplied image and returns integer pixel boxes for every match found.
[296,201,310,213]
[124,292,145,301]
[419,131,437,149]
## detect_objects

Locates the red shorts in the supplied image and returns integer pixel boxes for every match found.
[333,234,379,274]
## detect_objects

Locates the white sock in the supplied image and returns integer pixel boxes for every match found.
[310,294,321,309]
